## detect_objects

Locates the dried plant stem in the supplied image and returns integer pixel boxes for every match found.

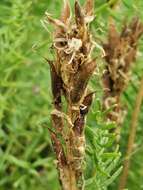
[44,1,95,189]
[118,77,143,190]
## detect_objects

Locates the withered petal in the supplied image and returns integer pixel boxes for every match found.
[61,0,71,24]
[70,59,96,103]
[47,16,67,32]
[48,128,67,166]
[84,0,94,16]
[108,23,120,47]
[75,0,85,27]
[46,59,63,110]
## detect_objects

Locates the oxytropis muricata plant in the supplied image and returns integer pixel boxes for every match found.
[44,0,96,189]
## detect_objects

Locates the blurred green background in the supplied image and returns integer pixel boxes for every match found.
[0,0,143,189]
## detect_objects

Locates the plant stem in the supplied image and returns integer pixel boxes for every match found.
[118,76,143,190]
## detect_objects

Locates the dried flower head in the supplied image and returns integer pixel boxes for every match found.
[103,17,143,133]
[45,1,96,105]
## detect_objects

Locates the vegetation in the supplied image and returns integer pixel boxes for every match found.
[0,0,143,190]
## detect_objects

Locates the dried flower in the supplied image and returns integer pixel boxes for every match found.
[102,18,143,139]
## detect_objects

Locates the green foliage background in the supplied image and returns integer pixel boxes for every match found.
[0,0,143,190]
